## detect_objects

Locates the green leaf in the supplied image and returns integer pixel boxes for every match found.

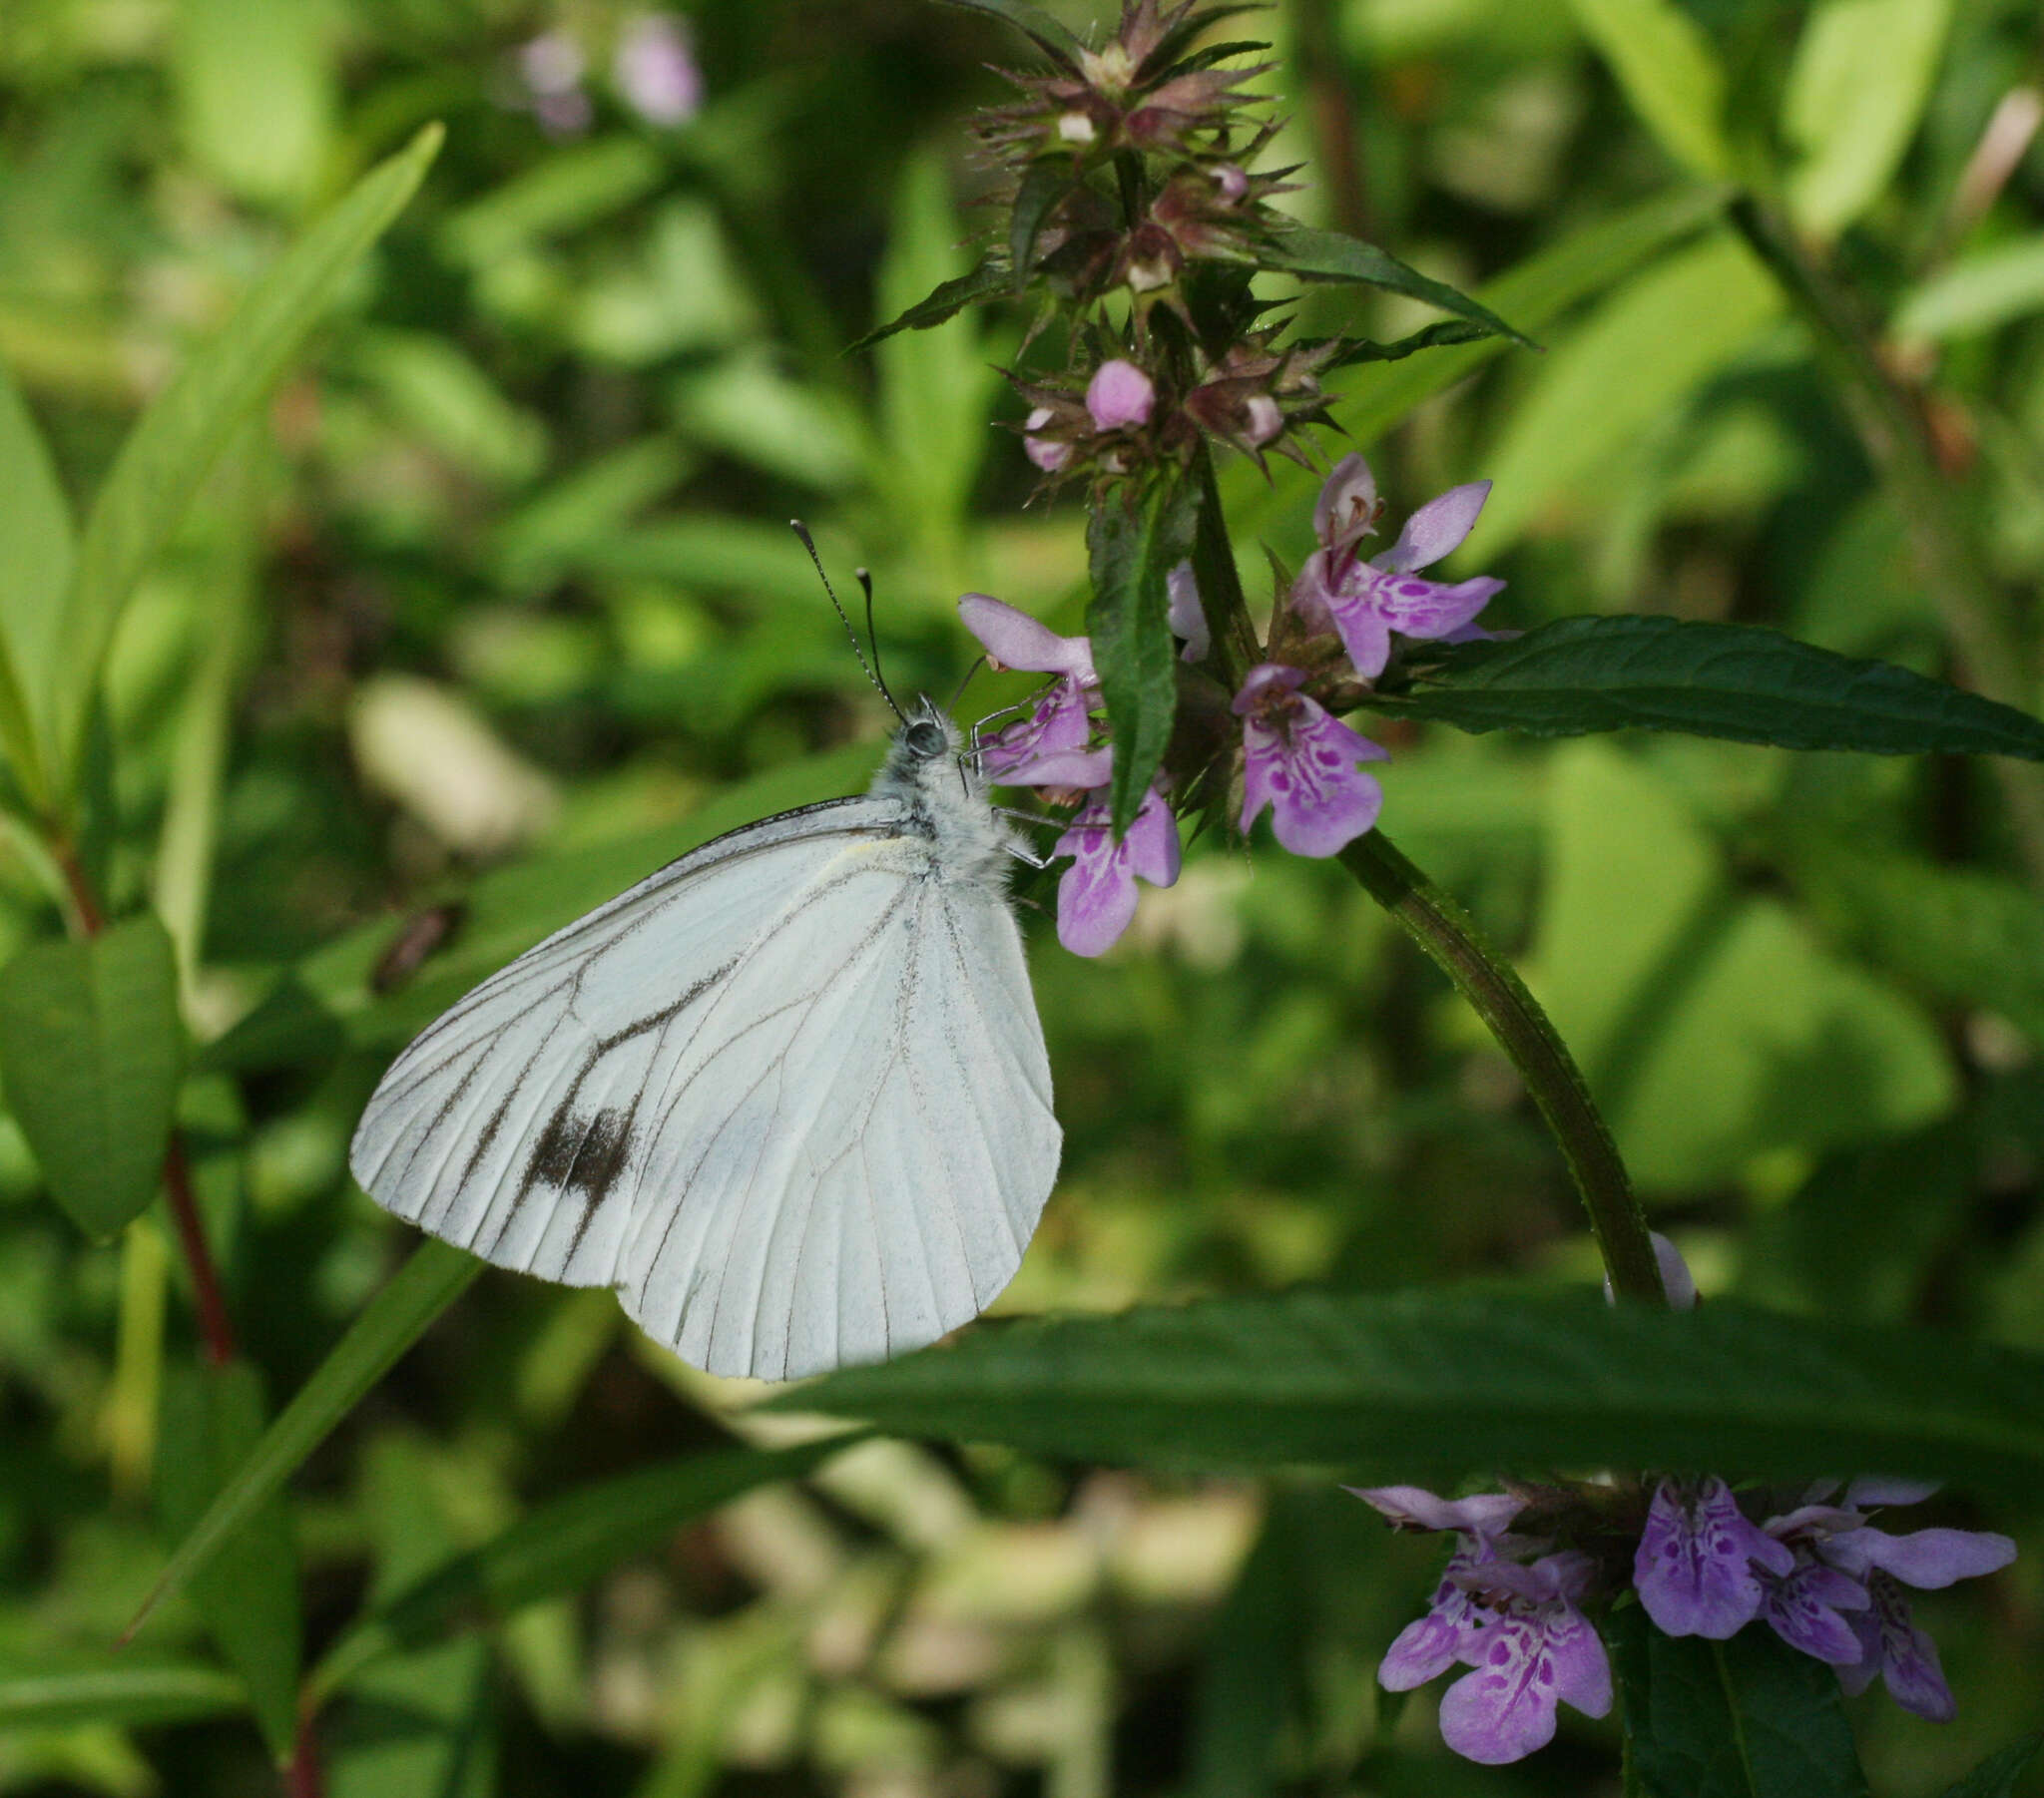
[1937,1735,2044,1798]
[126,1239,482,1641]
[1330,186,1725,450]
[1010,156,1073,289]
[772,1286,2044,1495]
[1261,226,1534,347]
[1372,616,2044,760]
[0,914,184,1237]
[1565,0,1733,180]
[1608,1604,1869,1798]
[1087,470,1198,834]
[931,0,1083,65]
[1463,231,1779,560]
[0,360,71,805]
[1784,0,1953,237]
[849,251,1009,351]
[311,1439,848,1701]
[0,1657,247,1732]
[1894,235,2044,342]
[157,1363,300,1758]
[1314,319,1493,368]
[172,0,335,210]
[50,123,441,805]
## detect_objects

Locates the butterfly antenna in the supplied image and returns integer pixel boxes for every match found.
[791,521,905,724]
[946,654,986,713]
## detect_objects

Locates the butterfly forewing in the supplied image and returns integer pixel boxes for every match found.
[348,781,1060,1381]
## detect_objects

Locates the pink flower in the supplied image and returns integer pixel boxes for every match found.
[1234,664,1388,857]
[957,594,1099,784]
[1165,561,1208,663]
[1023,406,1073,472]
[614,13,703,127]
[1293,452,1504,679]
[1438,1554,1612,1764]
[1085,358,1155,431]
[1052,784,1180,956]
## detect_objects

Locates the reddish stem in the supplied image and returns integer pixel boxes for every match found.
[54,836,239,1366]
[286,1711,326,1798]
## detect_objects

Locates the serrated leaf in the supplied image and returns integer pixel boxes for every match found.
[157,1363,300,1758]
[50,123,441,805]
[1087,470,1198,833]
[0,914,184,1237]
[1010,156,1073,289]
[932,0,1083,64]
[1566,0,1733,180]
[773,1286,2044,1496]
[127,1239,482,1641]
[1313,319,1493,369]
[1937,1735,2044,1798]
[1608,1604,1870,1798]
[311,1439,848,1701]
[0,1657,247,1732]
[1370,616,2044,760]
[849,251,1009,351]
[1261,226,1534,346]
[0,360,70,804]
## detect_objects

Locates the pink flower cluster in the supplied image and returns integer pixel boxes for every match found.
[958,453,1505,955]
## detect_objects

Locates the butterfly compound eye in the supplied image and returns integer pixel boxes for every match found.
[903,718,946,758]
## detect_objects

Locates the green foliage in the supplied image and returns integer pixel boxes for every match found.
[1261,227,1534,345]
[0,915,183,1237]
[1608,1605,1871,1798]
[1375,615,2044,759]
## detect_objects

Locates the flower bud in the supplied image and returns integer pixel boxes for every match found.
[1085,359,1155,431]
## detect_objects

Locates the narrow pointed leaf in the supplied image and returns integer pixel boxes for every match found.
[850,251,1009,350]
[0,361,69,803]
[1370,616,2044,760]
[157,1362,300,1758]
[1607,1604,1869,1798]
[1313,319,1493,368]
[51,123,442,801]
[1262,226,1534,346]
[1087,469,1198,833]
[932,0,1083,64]
[1566,0,1733,181]
[126,1238,482,1640]
[0,914,184,1237]
[1010,156,1073,288]
[311,1439,850,1700]
[0,1657,247,1731]
[771,1286,2044,1496]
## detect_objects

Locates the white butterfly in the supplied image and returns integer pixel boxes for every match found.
[348,696,1060,1381]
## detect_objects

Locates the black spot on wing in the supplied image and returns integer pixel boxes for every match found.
[529,1102,637,1206]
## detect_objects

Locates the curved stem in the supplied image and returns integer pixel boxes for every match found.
[1338,829,1666,1303]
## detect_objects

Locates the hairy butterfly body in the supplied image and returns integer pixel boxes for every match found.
[349,699,1060,1381]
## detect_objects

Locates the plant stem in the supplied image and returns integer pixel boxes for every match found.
[1727,196,2044,885]
[1189,444,1263,692]
[1289,0,1373,239]
[1338,829,1666,1302]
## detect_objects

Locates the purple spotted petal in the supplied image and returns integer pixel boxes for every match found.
[1009,745,1112,791]
[1760,1558,1869,1665]
[1379,1538,1497,1690]
[1052,787,1179,957]
[1346,1485,1526,1539]
[1857,1572,1957,1720]
[958,594,1095,679]
[1312,451,1379,554]
[1236,667,1388,858]
[1824,1526,2016,1590]
[1435,1565,1609,1767]
[1086,358,1155,430]
[980,678,1094,782]
[1378,480,1492,573]
[1635,1477,1792,1639]
[1359,568,1505,639]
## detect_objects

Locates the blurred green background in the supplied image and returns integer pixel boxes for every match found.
[2,0,2042,1791]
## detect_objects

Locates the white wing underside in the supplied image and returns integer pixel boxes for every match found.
[348,798,1060,1380]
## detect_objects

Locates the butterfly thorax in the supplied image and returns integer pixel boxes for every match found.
[867,701,1014,892]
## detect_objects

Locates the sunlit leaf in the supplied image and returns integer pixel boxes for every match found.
[127,1239,482,1640]
[1608,1605,1870,1798]
[1894,235,2044,342]
[0,914,183,1238]
[157,1363,300,1758]
[1565,0,1733,180]
[775,1286,2044,1495]
[51,123,441,804]
[0,1657,247,1732]
[1262,226,1532,346]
